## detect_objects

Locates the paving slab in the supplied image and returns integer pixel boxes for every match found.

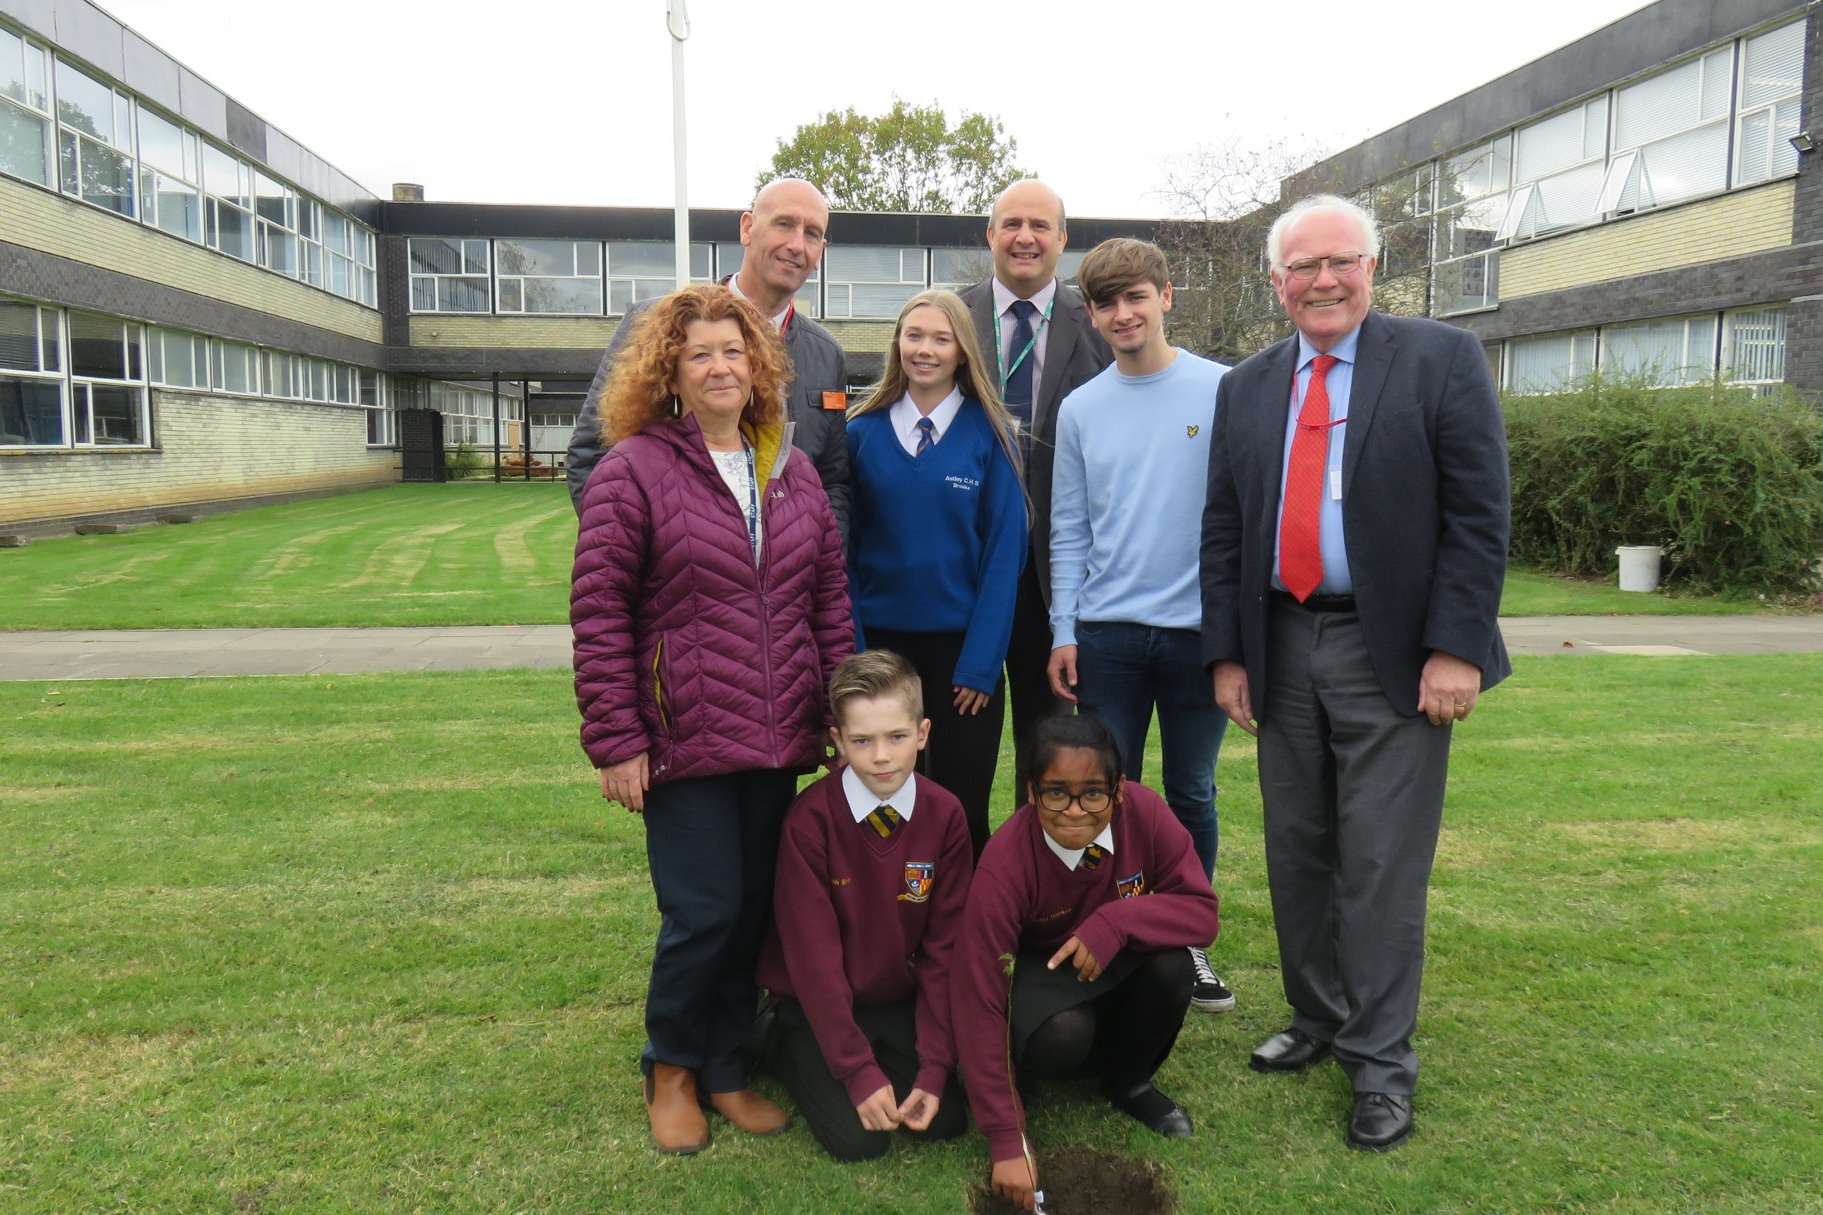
[0,616,1819,682]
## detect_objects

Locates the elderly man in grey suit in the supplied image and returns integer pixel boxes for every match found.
[959,179,1111,784]
[565,178,848,531]
[1200,194,1510,1152]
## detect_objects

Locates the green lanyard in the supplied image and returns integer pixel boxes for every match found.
[993,296,1056,397]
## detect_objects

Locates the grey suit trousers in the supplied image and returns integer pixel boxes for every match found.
[1259,596,1451,1096]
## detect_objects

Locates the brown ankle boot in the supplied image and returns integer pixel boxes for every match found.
[703,1088,791,1136]
[644,1064,710,1155]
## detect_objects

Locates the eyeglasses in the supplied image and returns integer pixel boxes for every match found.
[1280,252,1368,281]
[1036,786,1112,813]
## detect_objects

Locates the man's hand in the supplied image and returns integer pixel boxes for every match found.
[991,1156,1039,1211]
[897,1087,940,1131]
[1213,661,1257,737]
[1046,645,1079,703]
[855,1084,902,1132]
[1418,651,1483,726]
[1047,935,1103,982]
[599,754,649,812]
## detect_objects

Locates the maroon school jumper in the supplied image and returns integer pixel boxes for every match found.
[757,771,975,1104]
[951,782,1219,1161]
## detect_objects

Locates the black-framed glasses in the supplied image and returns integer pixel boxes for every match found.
[1036,786,1112,813]
[1281,252,1368,281]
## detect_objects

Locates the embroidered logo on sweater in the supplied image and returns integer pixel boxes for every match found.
[898,861,935,902]
[1186,425,1201,437]
[1117,870,1148,900]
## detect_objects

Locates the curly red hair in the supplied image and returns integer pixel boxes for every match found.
[597,285,791,444]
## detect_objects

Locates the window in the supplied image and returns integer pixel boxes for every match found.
[1433,137,1510,314]
[211,339,258,395]
[495,239,602,314]
[147,327,209,388]
[1373,164,1436,278]
[134,106,201,243]
[0,26,52,186]
[55,58,134,215]
[254,171,299,278]
[823,246,926,318]
[0,298,64,446]
[1721,307,1786,385]
[1602,315,1717,386]
[67,311,148,445]
[605,241,711,314]
[931,248,992,292]
[1735,21,1804,185]
[360,371,394,445]
[410,238,491,312]
[1505,330,1596,394]
[203,141,253,262]
[1505,96,1608,238]
[262,349,300,399]
[1607,47,1733,211]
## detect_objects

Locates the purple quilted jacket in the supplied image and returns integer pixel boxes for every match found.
[571,413,853,783]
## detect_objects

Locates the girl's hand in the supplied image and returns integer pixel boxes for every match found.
[897,1087,939,1131]
[991,1156,1039,1211]
[1047,935,1103,982]
[855,1085,901,1132]
[953,686,990,716]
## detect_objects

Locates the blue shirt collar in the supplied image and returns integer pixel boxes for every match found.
[1296,324,1363,372]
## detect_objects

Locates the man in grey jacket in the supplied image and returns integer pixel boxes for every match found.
[566,178,849,534]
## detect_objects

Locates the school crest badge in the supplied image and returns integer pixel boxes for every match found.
[899,861,935,903]
[1117,870,1147,900]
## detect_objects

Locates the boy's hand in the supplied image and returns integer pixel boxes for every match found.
[953,686,990,716]
[897,1087,940,1131]
[1047,935,1102,982]
[1045,646,1079,703]
[855,1085,902,1132]
[991,1156,1039,1211]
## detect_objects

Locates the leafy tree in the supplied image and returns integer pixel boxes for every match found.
[759,100,1028,214]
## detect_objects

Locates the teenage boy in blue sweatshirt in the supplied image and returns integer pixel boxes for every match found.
[1044,237,1235,1014]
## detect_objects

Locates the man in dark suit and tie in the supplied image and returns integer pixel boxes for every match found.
[1199,194,1510,1152]
[959,180,1111,785]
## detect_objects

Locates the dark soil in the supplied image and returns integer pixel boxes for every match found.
[966,1146,1176,1215]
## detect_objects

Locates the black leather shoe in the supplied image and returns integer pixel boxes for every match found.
[1108,1083,1193,1138]
[1249,1027,1330,1073]
[1347,1092,1413,1151]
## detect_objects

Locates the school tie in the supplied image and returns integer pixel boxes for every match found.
[864,803,902,839]
[1079,843,1106,870]
[915,416,936,456]
[1003,299,1038,435]
[1279,354,1340,603]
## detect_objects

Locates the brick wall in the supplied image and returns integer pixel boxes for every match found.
[407,315,619,349]
[0,391,395,524]
[1499,180,1796,299]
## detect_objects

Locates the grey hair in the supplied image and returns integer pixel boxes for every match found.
[1266,194,1380,268]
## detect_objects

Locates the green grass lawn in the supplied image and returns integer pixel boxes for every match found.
[4,656,1819,1213]
[0,483,1799,629]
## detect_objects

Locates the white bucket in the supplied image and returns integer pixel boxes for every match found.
[1615,545,1662,593]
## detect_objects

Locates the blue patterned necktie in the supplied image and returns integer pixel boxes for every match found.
[915,416,935,455]
[1004,299,1038,434]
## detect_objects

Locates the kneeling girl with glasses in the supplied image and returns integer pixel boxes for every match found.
[951,714,1220,1211]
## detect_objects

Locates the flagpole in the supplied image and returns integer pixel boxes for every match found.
[667,0,691,289]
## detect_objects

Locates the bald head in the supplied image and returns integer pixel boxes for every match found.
[738,178,831,314]
[987,179,1068,298]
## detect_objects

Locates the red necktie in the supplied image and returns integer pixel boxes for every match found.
[1279,354,1339,602]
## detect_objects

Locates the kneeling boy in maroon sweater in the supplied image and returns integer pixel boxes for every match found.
[756,650,975,1161]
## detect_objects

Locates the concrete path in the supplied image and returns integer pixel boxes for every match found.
[0,616,1819,681]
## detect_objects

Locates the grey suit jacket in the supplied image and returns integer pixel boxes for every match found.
[1200,310,1511,718]
[960,278,1111,602]
[565,295,850,536]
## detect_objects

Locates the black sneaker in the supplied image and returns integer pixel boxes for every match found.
[1189,946,1235,1013]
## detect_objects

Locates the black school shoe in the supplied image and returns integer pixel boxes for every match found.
[1108,1083,1193,1138]
[1346,1092,1413,1151]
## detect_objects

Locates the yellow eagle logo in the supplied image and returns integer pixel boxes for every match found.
[1186,425,1200,437]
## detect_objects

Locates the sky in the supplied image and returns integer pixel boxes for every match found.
[91,0,1657,218]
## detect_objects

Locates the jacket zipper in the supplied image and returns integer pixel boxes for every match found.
[756,476,781,769]
[652,636,669,736]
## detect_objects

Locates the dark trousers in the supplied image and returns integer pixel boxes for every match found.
[764,996,967,1162]
[1018,949,1194,1096]
[1073,620,1227,880]
[1259,598,1452,1095]
[640,768,797,1092]
[1004,561,1069,799]
[866,626,1005,857]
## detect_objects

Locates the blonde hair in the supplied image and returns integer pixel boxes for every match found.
[848,289,1024,493]
[596,285,791,444]
[829,649,924,726]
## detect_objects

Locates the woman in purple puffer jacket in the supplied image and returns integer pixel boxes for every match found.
[571,285,852,1157]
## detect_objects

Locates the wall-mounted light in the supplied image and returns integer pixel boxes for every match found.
[1790,131,1816,154]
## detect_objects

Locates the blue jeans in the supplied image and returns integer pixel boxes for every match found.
[1074,620,1225,879]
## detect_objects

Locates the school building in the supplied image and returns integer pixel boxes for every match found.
[2,0,1817,530]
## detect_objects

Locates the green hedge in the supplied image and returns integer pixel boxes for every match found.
[1504,378,1823,595]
